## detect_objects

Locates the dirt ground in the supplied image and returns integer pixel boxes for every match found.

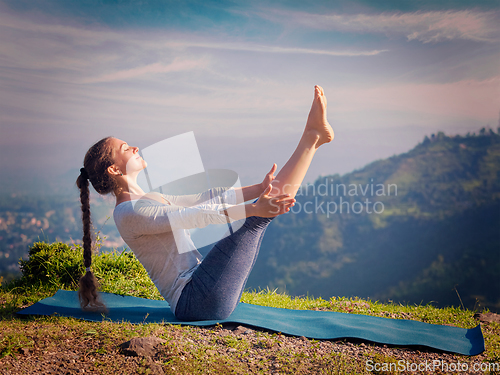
[1,318,497,375]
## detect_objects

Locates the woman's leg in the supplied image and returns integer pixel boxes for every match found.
[269,85,334,198]
[175,86,334,321]
[175,215,274,321]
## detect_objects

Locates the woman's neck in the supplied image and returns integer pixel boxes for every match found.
[115,178,146,205]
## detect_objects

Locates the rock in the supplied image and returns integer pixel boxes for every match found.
[475,312,500,324]
[18,347,30,355]
[149,363,165,375]
[142,357,165,375]
[119,336,167,357]
[232,325,250,335]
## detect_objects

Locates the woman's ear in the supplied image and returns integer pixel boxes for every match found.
[107,164,121,177]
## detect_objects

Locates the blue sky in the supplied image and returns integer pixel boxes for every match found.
[0,0,499,192]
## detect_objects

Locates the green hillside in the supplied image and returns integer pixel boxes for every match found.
[247,132,500,312]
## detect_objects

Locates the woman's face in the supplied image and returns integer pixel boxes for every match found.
[108,137,147,176]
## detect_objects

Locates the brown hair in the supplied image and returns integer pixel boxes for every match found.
[75,136,118,311]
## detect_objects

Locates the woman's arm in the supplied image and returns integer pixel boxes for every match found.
[164,186,235,207]
[118,199,239,236]
[116,185,295,237]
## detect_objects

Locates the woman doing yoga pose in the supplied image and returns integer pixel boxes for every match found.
[76,85,334,320]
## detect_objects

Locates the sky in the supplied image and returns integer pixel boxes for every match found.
[0,0,499,193]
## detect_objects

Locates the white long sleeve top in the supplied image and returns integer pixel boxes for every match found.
[113,187,238,314]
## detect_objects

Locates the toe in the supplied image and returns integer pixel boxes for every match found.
[314,86,321,100]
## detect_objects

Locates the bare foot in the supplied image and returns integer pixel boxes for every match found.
[304,85,334,148]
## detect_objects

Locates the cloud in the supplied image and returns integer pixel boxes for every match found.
[80,59,209,83]
[262,9,500,43]
[164,40,387,57]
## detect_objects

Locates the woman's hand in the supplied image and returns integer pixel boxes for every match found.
[252,184,295,218]
[260,164,277,194]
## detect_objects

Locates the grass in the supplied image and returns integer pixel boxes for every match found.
[0,241,499,374]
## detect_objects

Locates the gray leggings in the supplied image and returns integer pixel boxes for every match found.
[175,214,275,321]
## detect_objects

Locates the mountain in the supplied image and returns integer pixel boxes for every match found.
[246,131,500,312]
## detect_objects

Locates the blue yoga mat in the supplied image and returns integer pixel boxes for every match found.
[17,290,484,356]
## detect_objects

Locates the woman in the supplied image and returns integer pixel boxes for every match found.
[76,85,334,320]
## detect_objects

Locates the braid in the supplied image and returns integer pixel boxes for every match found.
[79,171,92,268]
[75,137,116,313]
